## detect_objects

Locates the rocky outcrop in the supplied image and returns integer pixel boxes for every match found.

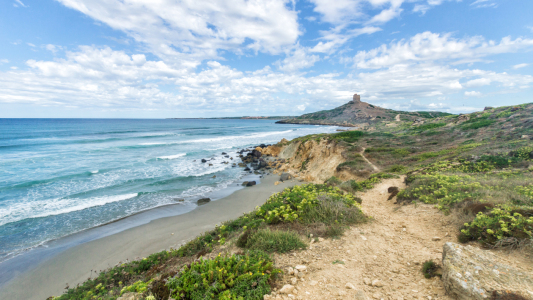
[442,242,533,299]
[273,138,353,183]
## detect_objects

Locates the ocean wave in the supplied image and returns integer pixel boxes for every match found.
[0,193,139,227]
[157,153,186,160]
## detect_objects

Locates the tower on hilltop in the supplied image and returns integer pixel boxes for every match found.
[353,94,361,102]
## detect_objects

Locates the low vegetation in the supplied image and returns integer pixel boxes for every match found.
[51,183,367,300]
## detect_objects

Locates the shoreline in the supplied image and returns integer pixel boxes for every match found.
[0,173,303,300]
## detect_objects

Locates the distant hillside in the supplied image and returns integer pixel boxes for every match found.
[277,94,451,127]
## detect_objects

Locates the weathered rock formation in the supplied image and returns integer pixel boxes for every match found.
[442,242,533,299]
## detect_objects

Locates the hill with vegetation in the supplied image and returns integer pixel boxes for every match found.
[51,101,533,300]
[276,94,451,126]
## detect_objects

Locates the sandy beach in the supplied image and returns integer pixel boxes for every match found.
[0,174,301,300]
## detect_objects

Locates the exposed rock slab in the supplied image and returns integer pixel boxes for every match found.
[442,242,533,299]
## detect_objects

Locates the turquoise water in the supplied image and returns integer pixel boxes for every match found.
[0,119,337,262]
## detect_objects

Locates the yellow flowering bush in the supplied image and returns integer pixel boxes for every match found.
[166,250,280,300]
[398,174,482,213]
[255,184,361,224]
[460,205,533,244]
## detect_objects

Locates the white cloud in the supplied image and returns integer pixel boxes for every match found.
[276,46,320,72]
[513,63,529,69]
[56,0,301,65]
[0,59,9,65]
[471,0,497,8]
[0,42,530,116]
[14,0,28,7]
[44,44,61,54]
[354,32,533,69]
[27,43,36,48]
[465,91,482,97]
[310,26,382,54]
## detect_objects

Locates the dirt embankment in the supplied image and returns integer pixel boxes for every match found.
[260,138,360,183]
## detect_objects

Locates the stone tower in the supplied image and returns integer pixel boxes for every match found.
[353,94,361,102]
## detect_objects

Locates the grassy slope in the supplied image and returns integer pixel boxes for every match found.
[51,102,533,300]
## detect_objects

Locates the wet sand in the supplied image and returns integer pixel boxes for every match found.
[0,174,301,300]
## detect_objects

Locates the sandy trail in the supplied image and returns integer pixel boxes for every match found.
[361,147,380,172]
[272,177,456,300]
[271,176,533,299]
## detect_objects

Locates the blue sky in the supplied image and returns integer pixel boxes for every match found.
[0,0,532,118]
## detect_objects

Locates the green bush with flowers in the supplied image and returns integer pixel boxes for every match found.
[397,174,482,213]
[166,250,280,300]
[255,184,361,224]
[459,205,533,244]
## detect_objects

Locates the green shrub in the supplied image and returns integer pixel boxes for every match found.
[513,146,533,161]
[331,131,365,143]
[460,205,533,244]
[461,119,496,130]
[422,260,440,279]
[397,174,482,213]
[255,184,361,224]
[325,176,342,186]
[121,279,153,295]
[388,165,408,173]
[300,194,366,227]
[349,177,380,191]
[414,122,446,131]
[242,229,306,253]
[369,172,398,179]
[166,251,280,300]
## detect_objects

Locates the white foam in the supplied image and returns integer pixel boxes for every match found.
[0,193,139,227]
[91,170,99,174]
[157,153,186,160]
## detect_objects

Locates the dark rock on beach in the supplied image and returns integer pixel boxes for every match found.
[246,181,256,187]
[201,159,207,163]
[280,172,292,181]
[197,198,211,205]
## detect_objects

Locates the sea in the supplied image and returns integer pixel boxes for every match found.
[0,118,338,264]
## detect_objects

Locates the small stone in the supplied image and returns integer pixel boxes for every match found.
[372,279,383,287]
[288,267,294,275]
[431,237,441,241]
[293,269,299,276]
[345,283,356,289]
[318,237,325,242]
[294,265,307,272]
[297,272,304,278]
[291,278,297,285]
[372,292,382,299]
[361,236,367,241]
[309,280,318,286]
[279,284,295,294]
[263,295,272,300]
[355,291,369,300]
[363,278,372,285]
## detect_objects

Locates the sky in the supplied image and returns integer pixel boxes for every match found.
[0,0,532,118]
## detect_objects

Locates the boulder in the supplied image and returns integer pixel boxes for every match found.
[442,242,533,300]
[258,160,267,168]
[244,167,251,171]
[242,181,249,186]
[221,152,227,155]
[197,198,211,206]
[246,181,256,187]
[252,149,262,158]
[280,173,292,181]
[201,159,207,163]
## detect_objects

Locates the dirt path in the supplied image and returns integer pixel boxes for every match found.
[270,177,455,300]
[361,147,380,172]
